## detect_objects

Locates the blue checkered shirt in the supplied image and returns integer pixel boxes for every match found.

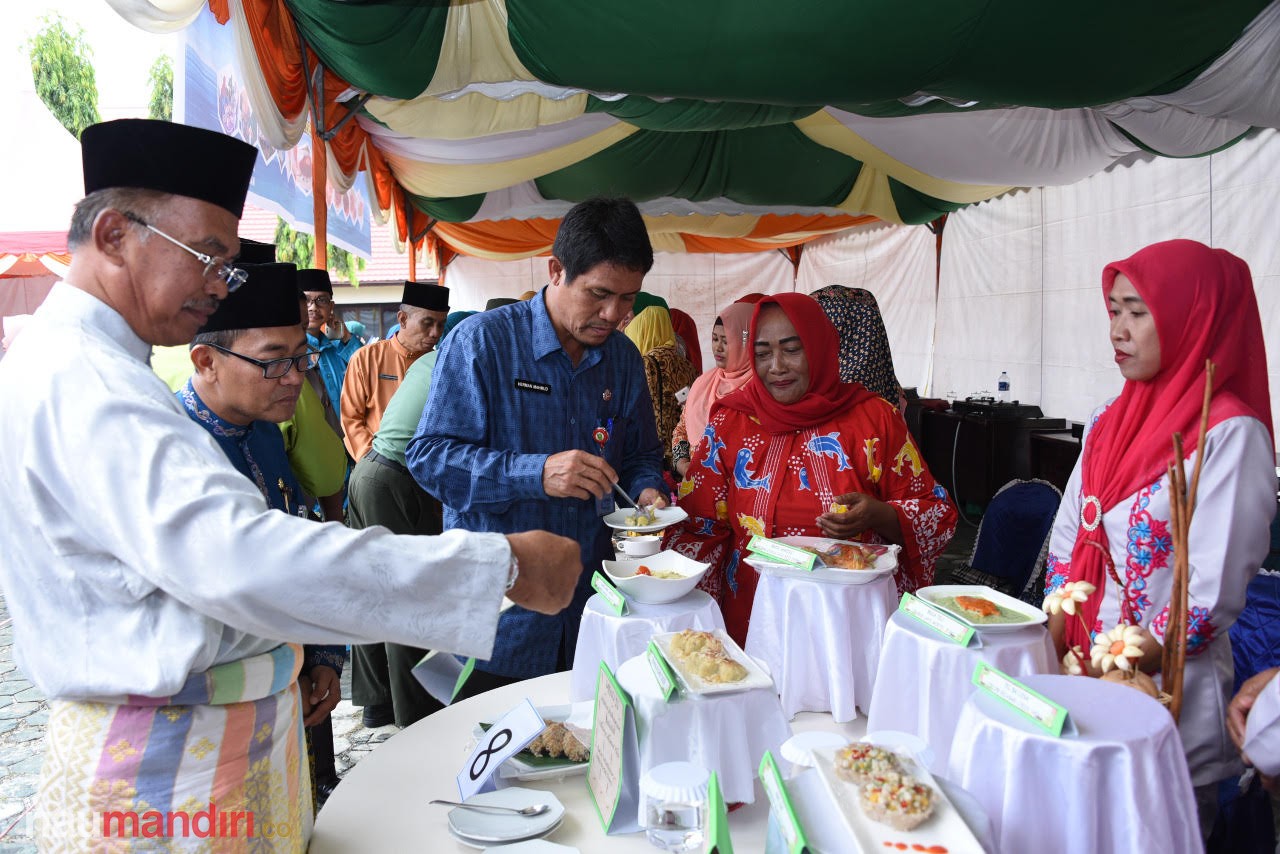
[406,290,665,678]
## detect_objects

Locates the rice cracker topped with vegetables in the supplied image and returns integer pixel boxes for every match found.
[834,743,903,784]
[858,776,935,831]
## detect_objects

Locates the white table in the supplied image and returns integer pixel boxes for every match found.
[745,571,896,722]
[947,674,1201,854]
[614,653,791,805]
[309,673,872,853]
[569,591,725,702]
[866,611,1056,771]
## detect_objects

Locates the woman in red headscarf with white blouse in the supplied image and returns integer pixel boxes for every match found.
[665,293,957,645]
[1043,240,1275,827]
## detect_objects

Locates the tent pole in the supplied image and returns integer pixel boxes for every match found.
[312,122,328,270]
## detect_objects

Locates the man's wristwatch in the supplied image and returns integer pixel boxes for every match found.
[506,553,520,591]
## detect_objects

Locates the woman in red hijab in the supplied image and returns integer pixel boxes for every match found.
[665,293,957,644]
[1043,240,1275,818]
[669,308,703,374]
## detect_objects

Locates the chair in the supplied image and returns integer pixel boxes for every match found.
[947,478,1062,606]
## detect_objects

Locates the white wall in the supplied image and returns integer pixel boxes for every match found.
[939,127,1280,429]
[436,128,1280,434]
[796,221,938,394]
[442,250,795,363]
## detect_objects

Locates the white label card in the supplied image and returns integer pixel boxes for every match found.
[591,571,628,616]
[900,593,978,647]
[455,698,544,799]
[972,662,1074,737]
[746,536,816,571]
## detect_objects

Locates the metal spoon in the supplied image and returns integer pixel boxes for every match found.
[430,799,551,817]
[611,481,640,510]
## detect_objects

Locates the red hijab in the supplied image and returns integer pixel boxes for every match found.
[670,309,703,374]
[718,293,876,433]
[1064,239,1274,650]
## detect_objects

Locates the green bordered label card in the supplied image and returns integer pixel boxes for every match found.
[591,570,628,616]
[646,640,678,702]
[899,592,976,647]
[746,536,817,571]
[972,661,1075,737]
[588,662,642,834]
[705,770,733,853]
[758,751,810,854]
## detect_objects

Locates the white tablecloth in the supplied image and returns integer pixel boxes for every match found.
[311,673,883,853]
[947,674,1202,854]
[867,610,1056,771]
[570,590,725,701]
[745,571,896,722]
[615,653,791,805]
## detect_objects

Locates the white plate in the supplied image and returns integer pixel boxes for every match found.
[651,629,774,696]
[916,584,1047,633]
[603,505,688,533]
[447,788,566,845]
[744,536,899,585]
[450,816,564,849]
[483,842,580,853]
[811,747,983,854]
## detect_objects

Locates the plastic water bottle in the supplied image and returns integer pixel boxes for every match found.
[997,371,1011,403]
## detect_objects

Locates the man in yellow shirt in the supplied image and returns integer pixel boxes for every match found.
[340,281,448,461]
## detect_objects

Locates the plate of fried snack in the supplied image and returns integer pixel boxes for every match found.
[811,740,983,854]
[651,629,773,695]
[478,703,593,781]
[745,536,900,585]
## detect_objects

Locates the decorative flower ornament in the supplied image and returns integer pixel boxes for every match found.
[1090,624,1145,673]
[1061,646,1085,676]
[1042,581,1097,616]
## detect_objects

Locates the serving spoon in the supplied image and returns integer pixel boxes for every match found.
[429,799,550,817]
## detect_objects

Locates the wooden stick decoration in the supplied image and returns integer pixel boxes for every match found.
[1163,359,1215,723]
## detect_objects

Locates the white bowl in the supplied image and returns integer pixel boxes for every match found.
[602,550,710,605]
[621,535,662,557]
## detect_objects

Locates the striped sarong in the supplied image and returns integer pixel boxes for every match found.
[36,644,310,852]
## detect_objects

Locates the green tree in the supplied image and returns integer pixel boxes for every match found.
[274,217,365,286]
[147,55,173,122]
[27,14,101,139]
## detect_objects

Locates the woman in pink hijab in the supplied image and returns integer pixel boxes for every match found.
[670,302,755,477]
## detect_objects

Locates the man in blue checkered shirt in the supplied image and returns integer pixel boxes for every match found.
[407,198,668,695]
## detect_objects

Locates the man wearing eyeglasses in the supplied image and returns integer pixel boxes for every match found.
[178,260,346,804]
[302,268,363,430]
[0,118,584,850]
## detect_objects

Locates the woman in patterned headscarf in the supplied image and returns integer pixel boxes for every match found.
[811,285,904,411]
[625,305,697,471]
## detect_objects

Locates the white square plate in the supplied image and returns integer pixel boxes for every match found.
[651,629,774,695]
[811,746,983,854]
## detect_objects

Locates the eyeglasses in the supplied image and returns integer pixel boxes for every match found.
[122,212,249,293]
[304,296,333,307]
[204,343,319,379]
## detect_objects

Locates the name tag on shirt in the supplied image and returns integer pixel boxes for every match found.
[379,373,400,381]
[514,378,551,394]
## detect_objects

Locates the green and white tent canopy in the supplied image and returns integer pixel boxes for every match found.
[115,0,1280,257]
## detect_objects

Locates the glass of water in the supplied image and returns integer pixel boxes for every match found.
[640,762,709,852]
